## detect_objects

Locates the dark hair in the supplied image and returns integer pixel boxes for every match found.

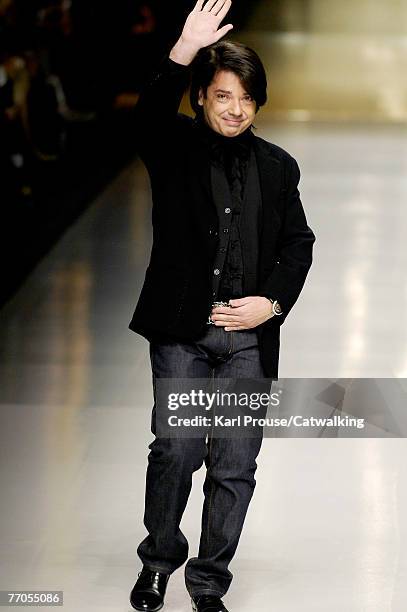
[189,40,268,116]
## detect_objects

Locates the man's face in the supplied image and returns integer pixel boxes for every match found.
[198,69,257,137]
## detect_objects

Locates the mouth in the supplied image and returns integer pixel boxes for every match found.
[224,118,243,125]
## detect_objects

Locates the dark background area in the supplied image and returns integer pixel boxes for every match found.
[0,0,259,307]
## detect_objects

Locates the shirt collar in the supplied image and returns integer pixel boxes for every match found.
[193,114,254,164]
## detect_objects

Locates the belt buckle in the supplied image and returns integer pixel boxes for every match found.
[207,300,231,325]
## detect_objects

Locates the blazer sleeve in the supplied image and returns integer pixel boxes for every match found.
[133,54,192,172]
[258,155,316,326]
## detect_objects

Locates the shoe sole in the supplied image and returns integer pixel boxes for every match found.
[130,597,164,612]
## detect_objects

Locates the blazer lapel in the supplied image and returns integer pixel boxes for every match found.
[253,137,283,270]
[186,128,218,237]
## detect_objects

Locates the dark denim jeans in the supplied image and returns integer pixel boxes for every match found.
[137,325,270,598]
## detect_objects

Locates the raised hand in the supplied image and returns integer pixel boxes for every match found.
[183,0,233,48]
[170,0,233,65]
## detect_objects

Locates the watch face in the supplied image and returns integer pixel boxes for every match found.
[274,301,282,314]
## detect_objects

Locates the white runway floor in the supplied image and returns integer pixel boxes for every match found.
[1,122,407,611]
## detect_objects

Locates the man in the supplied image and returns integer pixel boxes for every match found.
[128,1,315,611]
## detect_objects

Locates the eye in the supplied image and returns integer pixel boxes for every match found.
[216,93,228,100]
[243,95,253,102]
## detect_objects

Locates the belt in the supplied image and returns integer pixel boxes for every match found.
[207,300,231,325]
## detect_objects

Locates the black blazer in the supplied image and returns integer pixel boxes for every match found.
[128,55,316,379]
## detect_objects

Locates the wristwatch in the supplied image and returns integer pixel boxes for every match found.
[268,298,283,316]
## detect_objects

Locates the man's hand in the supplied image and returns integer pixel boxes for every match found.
[169,0,233,65]
[211,296,274,331]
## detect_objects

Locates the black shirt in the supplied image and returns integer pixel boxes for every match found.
[194,115,254,301]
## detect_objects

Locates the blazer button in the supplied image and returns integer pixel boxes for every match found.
[225,207,231,214]
[214,269,220,275]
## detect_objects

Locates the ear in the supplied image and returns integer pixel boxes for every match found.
[198,87,204,106]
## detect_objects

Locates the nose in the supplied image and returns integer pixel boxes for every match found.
[229,98,243,117]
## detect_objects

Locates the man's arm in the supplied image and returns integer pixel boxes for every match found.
[134,0,233,169]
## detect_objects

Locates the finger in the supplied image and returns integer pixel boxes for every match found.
[202,0,218,11]
[215,318,243,327]
[211,310,240,321]
[193,0,205,10]
[215,0,232,19]
[224,320,245,327]
[213,316,241,324]
[210,0,227,15]
[211,306,237,314]
[225,325,246,331]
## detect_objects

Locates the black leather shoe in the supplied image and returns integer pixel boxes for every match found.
[129,567,170,611]
[191,595,229,612]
